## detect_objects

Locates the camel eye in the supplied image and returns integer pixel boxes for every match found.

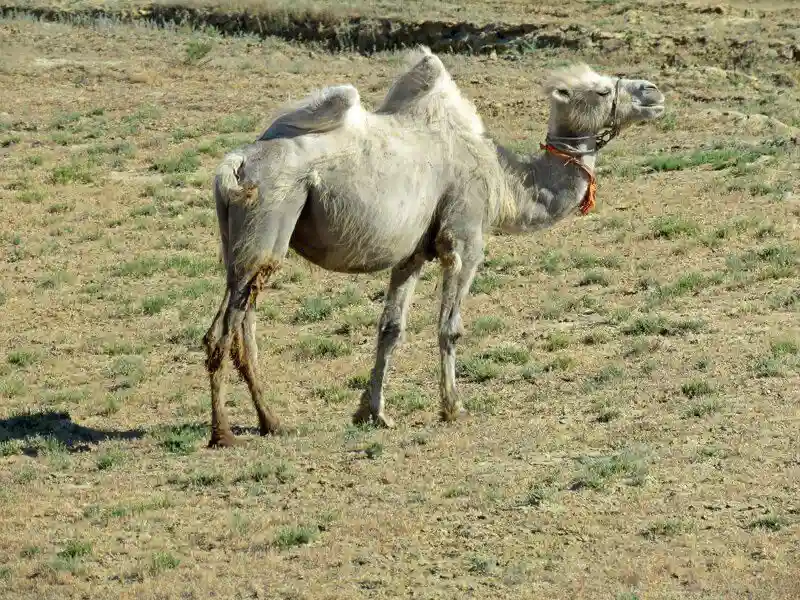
[597,89,611,97]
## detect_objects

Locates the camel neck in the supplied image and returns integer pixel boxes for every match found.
[543,126,598,172]
[491,137,600,234]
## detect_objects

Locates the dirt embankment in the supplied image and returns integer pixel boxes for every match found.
[1,1,799,67]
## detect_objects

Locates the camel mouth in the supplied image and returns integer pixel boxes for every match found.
[634,102,666,117]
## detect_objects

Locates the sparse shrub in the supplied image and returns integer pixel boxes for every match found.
[680,380,714,398]
[596,407,621,423]
[443,486,469,498]
[0,439,24,457]
[543,354,574,372]
[388,388,428,414]
[273,524,319,549]
[467,555,498,575]
[314,385,352,405]
[20,546,41,559]
[472,315,506,336]
[524,472,558,507]
[649,216,699,240]
[684,398,721,418]
[294,296,333,323]
[640,518,689,539]
[347,373,370,390]
[590,365,624,385]
[480,344,529,365]
[543,332,571,351]
[582,329,611,345]
[295,336,351,360]
[50,161,94,185]
[96,447,125,470]
[578,269,610,287]
[470,272,503,294]
[363,442,383,459]
[570,250,621,269]
[156,424,207,454]
[336,306,375,334]
[184,38,213,64]
[622,315,704,336]
[106,355,146,388]
[150,551,180,574]
[464,394,498,415]
[57,540,92,560]
[214,113,258,134]
[150,150,200,174]
[141,295,171,315]
[748,514,788,532]
[570,449,648,491]
[457,357,501,382]
[6,350,37,368]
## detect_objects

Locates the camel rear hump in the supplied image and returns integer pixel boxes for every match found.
[258,84,365,140]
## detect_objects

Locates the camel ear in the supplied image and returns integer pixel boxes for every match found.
[551,88,571,104]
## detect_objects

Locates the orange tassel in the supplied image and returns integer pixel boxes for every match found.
[540,143,597,216]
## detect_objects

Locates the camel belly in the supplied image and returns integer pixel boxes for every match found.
[289,192,436,274]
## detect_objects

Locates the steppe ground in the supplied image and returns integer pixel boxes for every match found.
[1,1,799,598]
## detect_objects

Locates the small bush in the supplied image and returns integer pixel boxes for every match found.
[150,551,180,574]
[274,525,319,549]
[295,336,351,360]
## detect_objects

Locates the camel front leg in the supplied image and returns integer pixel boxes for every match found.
[436,232,483,422]
[353,253,426,428]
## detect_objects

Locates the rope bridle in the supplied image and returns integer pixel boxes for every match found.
[539,77,623,215]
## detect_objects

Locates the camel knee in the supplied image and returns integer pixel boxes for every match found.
[438,314,463,348]
[205,341,227,373]
[230,328,246,372]
[377,307,404,345]
[435,230,463,275]
[438,327,462,349]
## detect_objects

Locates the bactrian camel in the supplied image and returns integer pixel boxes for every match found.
[202,47,666,448]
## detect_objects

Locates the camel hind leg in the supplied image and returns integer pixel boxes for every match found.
[204,262,283,448]
[203,192,306,448]
[203,287,247,448]
[230,265,282,437]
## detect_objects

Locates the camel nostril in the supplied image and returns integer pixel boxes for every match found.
[641,83,658,92]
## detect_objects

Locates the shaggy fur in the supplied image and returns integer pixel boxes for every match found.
[201,49,666,447]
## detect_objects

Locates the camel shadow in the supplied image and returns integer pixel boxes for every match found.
[0,410,145,456]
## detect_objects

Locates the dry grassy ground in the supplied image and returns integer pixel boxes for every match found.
[1,2,799,599]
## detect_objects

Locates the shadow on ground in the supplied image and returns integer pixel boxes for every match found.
[0,410,145,455]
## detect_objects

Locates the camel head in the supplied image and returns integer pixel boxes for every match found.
[543,64,665,147]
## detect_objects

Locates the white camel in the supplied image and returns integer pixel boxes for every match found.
[201,47,665,448]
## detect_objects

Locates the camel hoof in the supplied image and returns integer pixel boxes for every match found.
[352,404,373,426]
[374,413,396,429]
[352,406,395,429]
[259,422,283,437]
[439,406,469,423]
[207,432,241,449]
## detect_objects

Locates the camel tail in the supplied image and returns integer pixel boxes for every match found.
[213,151,249,271]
